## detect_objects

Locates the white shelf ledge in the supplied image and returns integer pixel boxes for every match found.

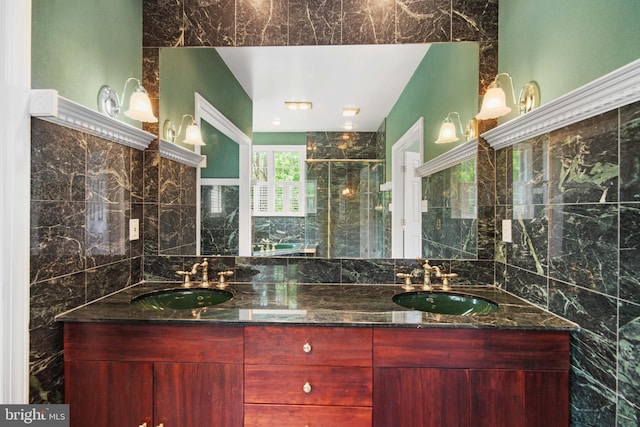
[29,89,156,150]
[482,58,640,150]
[159,139,205,167]
[415,138,478,177]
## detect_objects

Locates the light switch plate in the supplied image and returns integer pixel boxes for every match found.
[502,219,512,243]
[129,218,140,241]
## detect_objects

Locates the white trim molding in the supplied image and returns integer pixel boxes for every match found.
[415,138,478,177]
[1,0,31,403]
[159,139,205,167]
[194,93,252,256]
[30,89,156,150]
[482,58,640,150]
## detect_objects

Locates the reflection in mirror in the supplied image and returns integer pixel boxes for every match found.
[422,157,478,259]
[159,43,479,259]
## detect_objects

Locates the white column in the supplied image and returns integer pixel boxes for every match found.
[0,0,32,403]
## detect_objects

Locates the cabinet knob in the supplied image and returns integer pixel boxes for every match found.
[303,382,312,393]
[303,342,312,353]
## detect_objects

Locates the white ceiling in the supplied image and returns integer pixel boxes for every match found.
[216,44,430,133]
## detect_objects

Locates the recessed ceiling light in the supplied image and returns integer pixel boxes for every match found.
[342,107,360,117]
[272,118,281,125]
[344,121,354,130]
[285,101,312,110]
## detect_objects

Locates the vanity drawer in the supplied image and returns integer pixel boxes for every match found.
[244,404,372,427]
[245,365,372,406]
[245,326,372,366]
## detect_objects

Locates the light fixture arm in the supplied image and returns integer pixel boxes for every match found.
[120,77,142,102]
[445,112,464,136]
[491,73,518,106]
[176,114,195,135]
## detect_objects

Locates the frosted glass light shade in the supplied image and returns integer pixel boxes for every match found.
[124,88,158,123]
[476,87,512,120]
[435,121,459,144]
[183,124,205,146]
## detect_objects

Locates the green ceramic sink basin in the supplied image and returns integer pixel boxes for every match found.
[131,288,233,310]
[392,291,499,316]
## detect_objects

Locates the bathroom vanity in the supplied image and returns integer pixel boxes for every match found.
[58,282,576,427]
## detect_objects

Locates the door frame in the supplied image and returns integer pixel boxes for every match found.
[391,117,424,259]
[195,93,252,256]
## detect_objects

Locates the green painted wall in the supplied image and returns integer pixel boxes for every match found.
[386,42,479,173]
[253,132,307,146]
[499,0,640,118]
[200,120,239,179]
[32,0,142,127]
[160,48,252,178]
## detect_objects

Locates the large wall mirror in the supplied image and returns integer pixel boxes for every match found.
[159,42,479,260]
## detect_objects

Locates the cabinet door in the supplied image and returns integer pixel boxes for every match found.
[65,360,152,427]
[373,368,470,427]
[470,370,569,427]
[153,362,243,427]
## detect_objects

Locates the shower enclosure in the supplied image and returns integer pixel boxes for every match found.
[305,159,387,258]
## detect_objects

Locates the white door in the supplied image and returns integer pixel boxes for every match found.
[403,151,422,258]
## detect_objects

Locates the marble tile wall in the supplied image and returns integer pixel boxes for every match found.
[141,0,499,95]
[494,100,640,426]
[201,184,240,255]
[144,254,495,287]
[29,118,196,403]
[30,118,144,402]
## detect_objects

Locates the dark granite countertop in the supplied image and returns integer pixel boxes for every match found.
[56,281,578,331]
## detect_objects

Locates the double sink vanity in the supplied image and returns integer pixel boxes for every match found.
[58,266,577,427]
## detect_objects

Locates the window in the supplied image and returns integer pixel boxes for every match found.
[251,146,306,216]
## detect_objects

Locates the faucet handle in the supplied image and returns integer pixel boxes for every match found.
[396,272,415,291]
[176,270,192,287]
[216,270,234,289]
[439,272,458,291]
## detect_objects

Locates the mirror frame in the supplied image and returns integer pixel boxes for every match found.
[195,93,252,256]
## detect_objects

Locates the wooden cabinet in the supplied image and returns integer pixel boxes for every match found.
[373,328,570,427]
[64,322,570,427]
[244,326,373,427]
[64,323,243,427]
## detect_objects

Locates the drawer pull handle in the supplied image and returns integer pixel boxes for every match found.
[303,342,312,353]
[303,382,312,393]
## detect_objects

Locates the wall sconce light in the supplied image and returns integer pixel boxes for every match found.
[476,73,540,120]
[98,77,157,123]
[435,112,476,144]
[162,114,205,146]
